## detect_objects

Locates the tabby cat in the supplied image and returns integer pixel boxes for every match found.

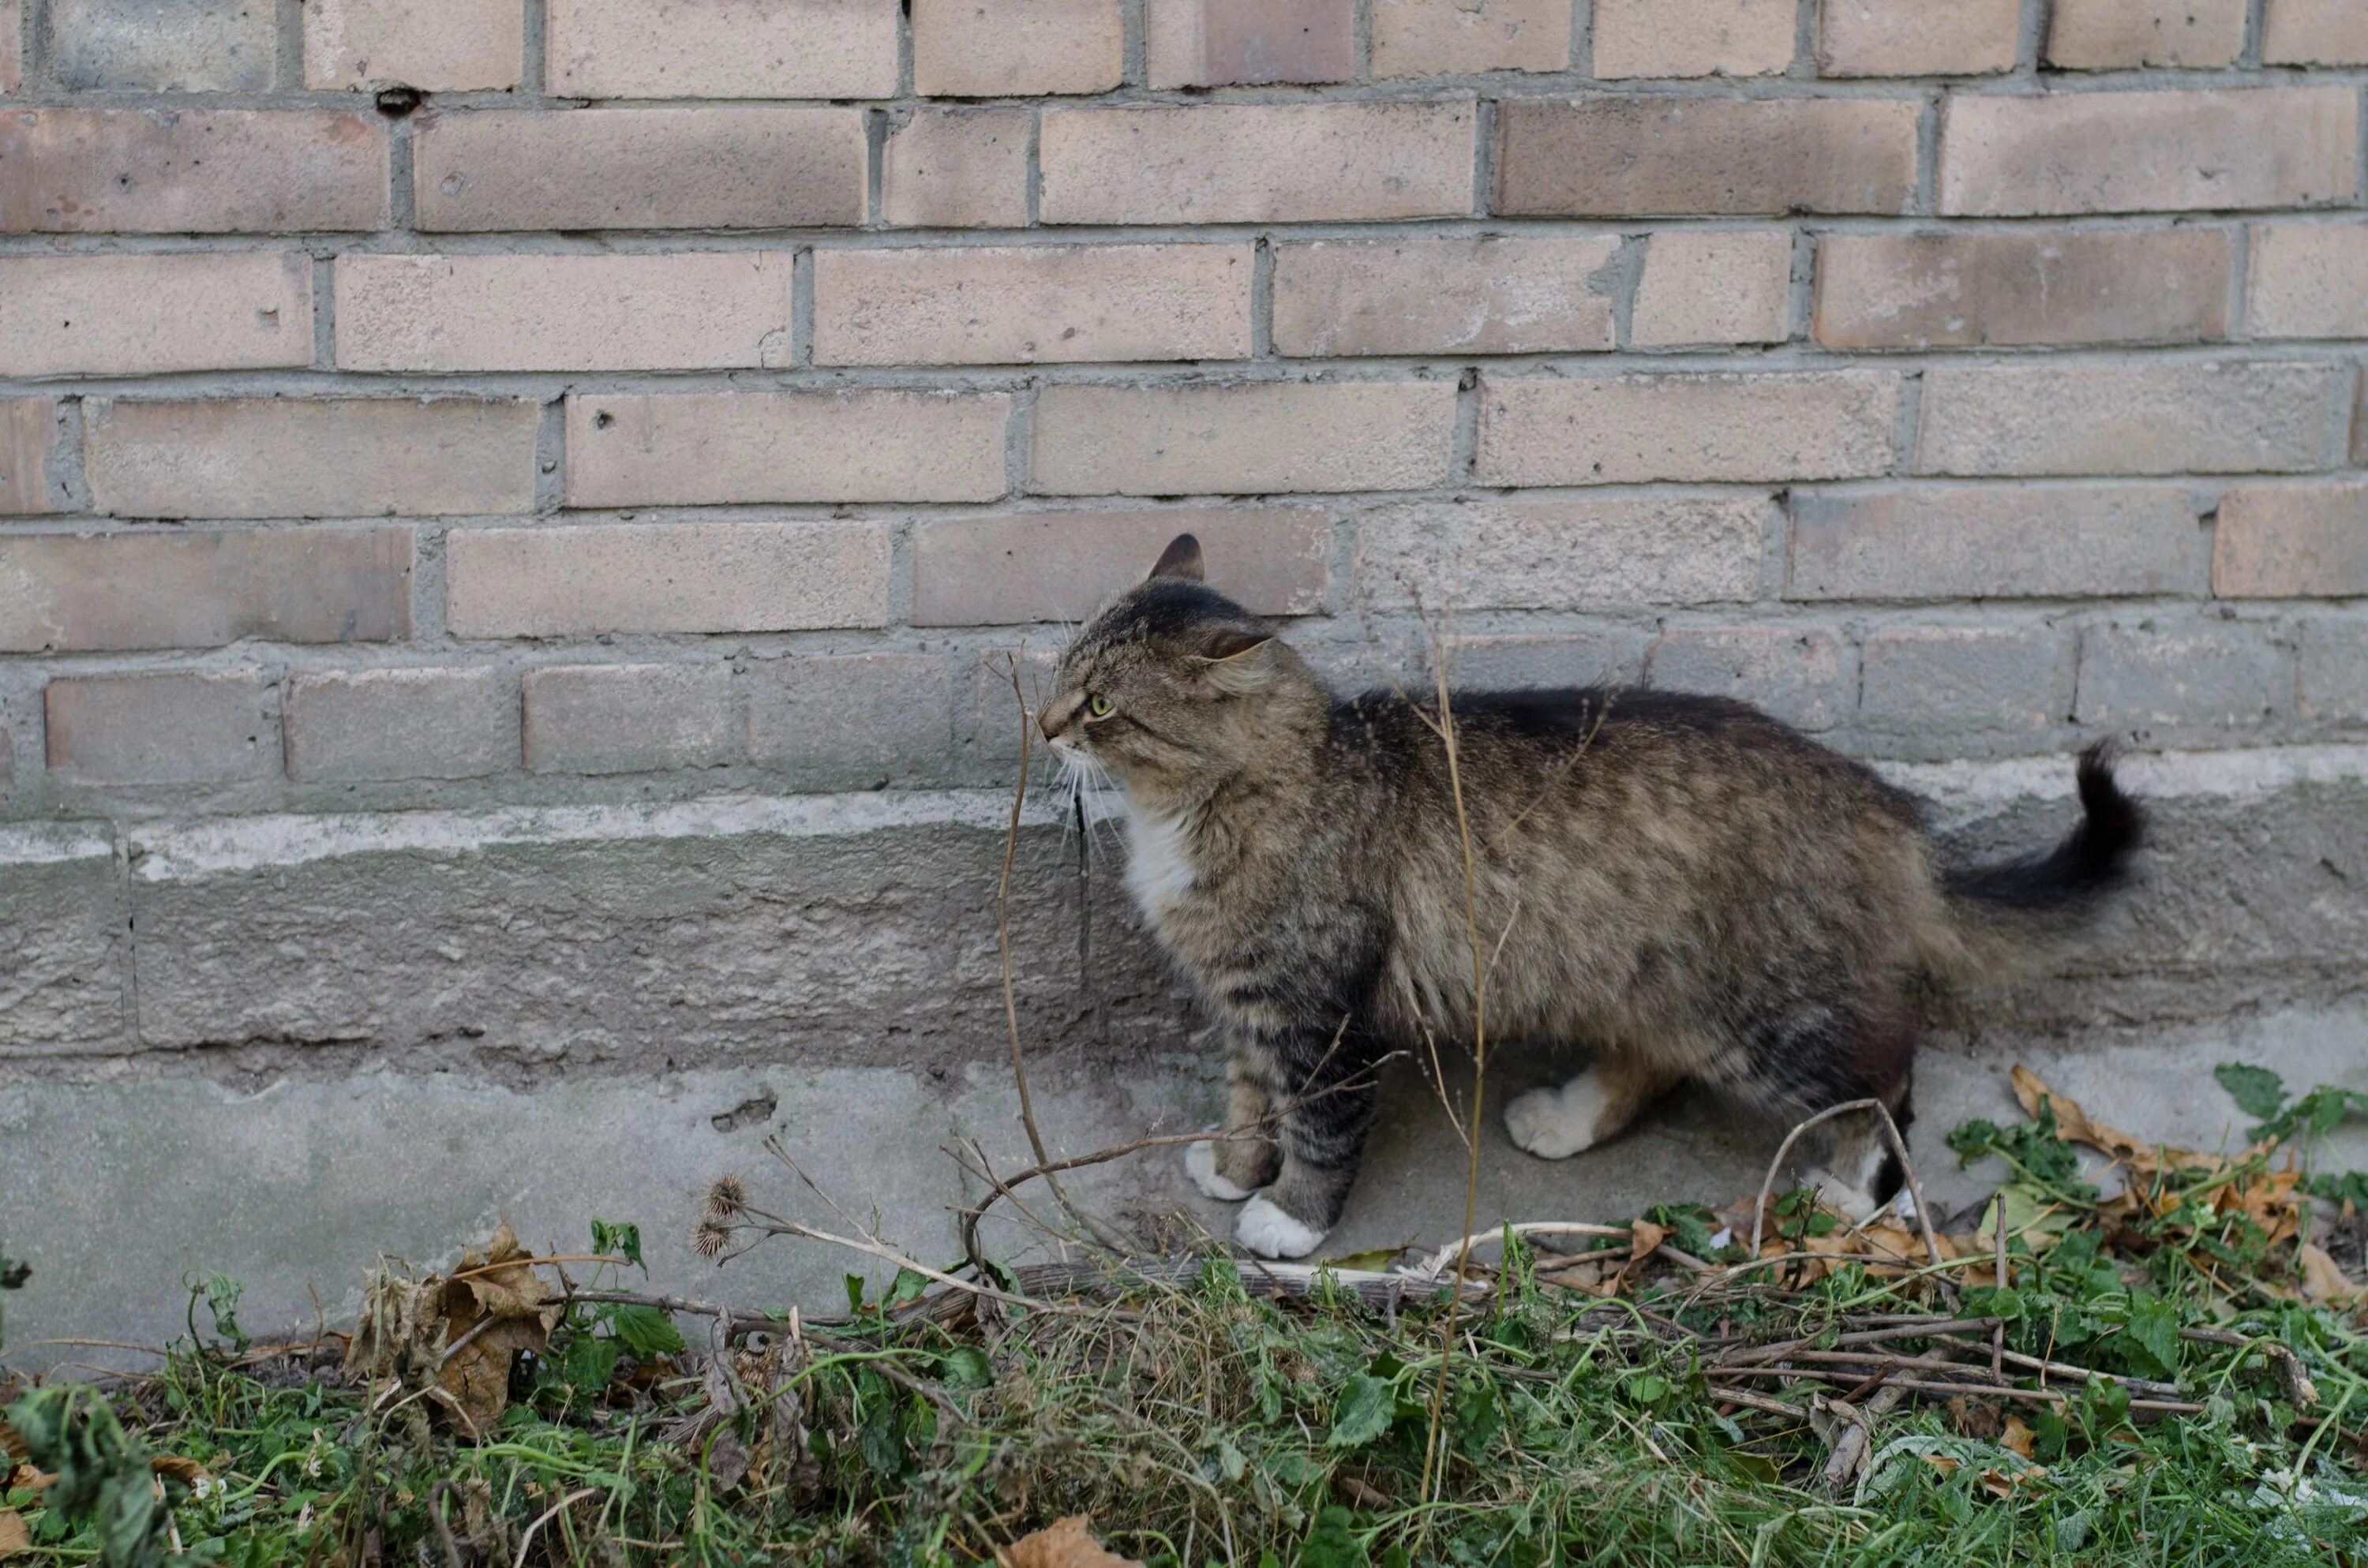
[1042,534,2144,1259]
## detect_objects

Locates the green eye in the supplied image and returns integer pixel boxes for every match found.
[1086,694,1114,718]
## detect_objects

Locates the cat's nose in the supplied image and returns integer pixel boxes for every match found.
[1037,707,1062,743]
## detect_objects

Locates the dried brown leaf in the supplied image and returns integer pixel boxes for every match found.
[999,1515,1143,1568]
[2000,1416,2037,1460]
[2299,1244,2367,1306]
[149,1454,210,1487]
[1628,1219,1666,1262]
[0,1507,29,1560]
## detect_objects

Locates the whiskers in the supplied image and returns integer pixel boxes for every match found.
[1053,746,1127,864]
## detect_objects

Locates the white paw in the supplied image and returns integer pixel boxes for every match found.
[1801,1166,1880,1223]
[1503,1080,1603,1160]
[1235,1195,1327,1259]
[1185,1138,1252,1202]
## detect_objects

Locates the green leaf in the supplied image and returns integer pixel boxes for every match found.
[589,1218,644,1272]
[560,1336,620,1393]
[2123,1293,2180,1378]
[1324,1247,1407,1272]
[1298,1505,1369,1568]
[1727,1451,1782,1485]
[844,1274,867,1315]
[856,1370,909,1480]
[1622,1373,1669,1406]
[939,1345,992,1390]
[2213,1063,2287,1121]
[1327,1374,1393,1448]
[883,1267,928,1311]
[607,1304,684,1359]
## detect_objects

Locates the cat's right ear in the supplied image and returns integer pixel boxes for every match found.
[1147,533,1205,583]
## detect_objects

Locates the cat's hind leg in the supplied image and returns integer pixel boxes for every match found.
[1503,1050,1680,1160]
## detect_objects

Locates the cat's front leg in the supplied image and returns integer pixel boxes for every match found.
[1185,1046,1282,1202]
[1234,1023,1380,1259]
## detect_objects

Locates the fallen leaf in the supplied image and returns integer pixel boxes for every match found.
[999,1515,1144,1568]
[0,1508,28,1559]
[1628,1219,1666,1262]
[346,1222,562,1439]
[1323,1246,1407,1273]
[1947,1398,2001,1440]
[1976,1464,2044,1499]
[0,1424,19,1462]
[2299,1244,2367,1306]
[8,1465,52,1493]
[1922,1453,1961,1478]
[2000,1416,2037,1460]
[149,1454,210,1487]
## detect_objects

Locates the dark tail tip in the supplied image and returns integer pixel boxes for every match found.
[1945,742,2146,913]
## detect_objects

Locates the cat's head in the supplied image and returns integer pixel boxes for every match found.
[1041,533,1325,800]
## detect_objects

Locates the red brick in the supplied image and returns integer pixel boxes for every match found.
[1,399,53,516]
[1146,0,1353,87]
[285,668,508,783]
[305,0,526,91]
[1371,0,1569,76]
[1814,229,2233,349]
[0,527,414,653]
[747,653,952,788]
[1040,102,1477,224]
[1915,362,2340,477]
[48,0,273,91]
[1355,497,1767,609]
[1631,229,1793,347]
[811,245,1252,366]
[546,0,899,99]
[2265,0,2368,64]
[1818,0,2018,77]
[2246,223,2368,339]
[1493,97,1919,216]
[84,398,537,519]
[565,391,1010,507]
[1645,627,1853,732]
[523,664,736,775]
[446,522,890,638]
[1938,88,2358,216]
[1271,236,1617,357]
[911,507,1330,625]
[1029,381,1458,496]
[1787,485,2199,599]
[1475,371,1900,486]
[0,110,388,233]
[1594,0,1796,78]
[2214,484,2368,598]
[916,0,1122,95]
[0,253,311,378]
[2047,0,2245,68]
[414,108,864,231]
[334,254,792,372]
[882,109,1031,229]
[46,672,277,784]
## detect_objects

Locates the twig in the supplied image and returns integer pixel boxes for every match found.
[1991,1213,2010,1378]
[513,1486,599,1568]
[1748,1097,1946,1289]
[2180,1326,2319,1408]
[1412,1222,1632,1281]
[1821,1384,1904,1488]
[429,1479,466,1568]
[737,1207,1067,1317]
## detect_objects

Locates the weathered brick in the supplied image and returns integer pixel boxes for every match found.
[1815,229,2232,349]
[2046,0,2245,68]
[0,0,18,94]
[2076,621,2293,732]
[911,507,1330,625]
[305,0,526,91]
[1631,229,1793,347]
[1355,496,1768,609]
[2246,223,2368,339]
[955,646,1058,780]
[446,522,890,638]
[1040,102,1477,224]
[49,0,273,90]
[1436,631,1647,688]
[1860,627,2071,744]
[2265,0,2368,64]
[1476,371,1899,486]
[414,109,864,231]
[2214,484,2368,598]
[334,254,792,372]
[2356,368,2368,465]
[1817,0,2018,77]
[1272,236,1616,357]
[1787,485,2200,599]
[523,664,736,775]
[547,0,899,99]
[1146,0,1353,87]
[285,668,508,783]
[0,398,53,516]
[882,109,1031,228]
[0,527,414,653]
[1938,88,2358,216]
[916,0,1122,95]
[2299,618,2368,720]
[0,110,388,233]
[46,672,277,784]
[1494,97,1919,216]
[1593,0,1796,78]
[1371,0,1569,76]
[1646,627,1853,732]
[747,653,952,788]
[0,253,311,378]
[85,398,537,519]
[565,391,1010,507]
[1029,381,1458,496]
[1915,362,2340,477]
[812,244,1252,366]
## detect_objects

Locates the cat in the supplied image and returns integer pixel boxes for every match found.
[1042,533,2145,1259]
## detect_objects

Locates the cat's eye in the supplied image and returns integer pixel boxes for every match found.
[1086,694,1114,718]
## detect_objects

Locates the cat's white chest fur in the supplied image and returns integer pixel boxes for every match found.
[1122,807,1195,926]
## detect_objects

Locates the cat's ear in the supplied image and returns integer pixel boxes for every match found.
[1197,624,1275,693]
[1201,626,1268,661]
[1147,532,1205,583]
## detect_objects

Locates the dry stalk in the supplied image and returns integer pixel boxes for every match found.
[1746,1096,1946,1289]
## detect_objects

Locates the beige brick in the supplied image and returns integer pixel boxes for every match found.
[1356,497,1767,610]
[1787,485,2199,599]
[414,109,864,231]
[1594,0,1796,77]
[1818,0,2018,77]
[1646,627,1853,732]
[0,0,18,93]
[1859,627,2071,741]
[2076,621,2292,732]
[1494,97,1919,216]
[1372,0,1569,75]
[747,653,952,788]
[46,672,276,784]
[447,522,890,637]
[1476,371,1900,486]
[286,668,508,782]
[2265,0,2368,64]
[1029,381,1457,496]
[1434,631,1647,688]
[1814,229,2233,349]
[0,110,388,234]
[85,398,537,519]
[916,0,1122,95]
[2356,367,2368,465]
[0,526,412,653]
[547,0,899,98]
[2215,484,2368,598]
[1915,362,2340,477]
[334,254,792,372]
[1938,88,2358,216]
[565,391,1010,507]
[1147,0,1353,87]
[523,664,735,775]
[1631,230,1793,347]
[812,245,1252,366]
[1040,102,1477,224]
[305,0,525,90]
[2301,618,2368,720]
[2047,0,2245,68]
[1272,236,1617,357]
[48,0,273,91]
[0,253,311,379]
[882,109,1031,228]
[911,507,1330,625]
[2246,223,2368,339]
[1,399,52,516]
